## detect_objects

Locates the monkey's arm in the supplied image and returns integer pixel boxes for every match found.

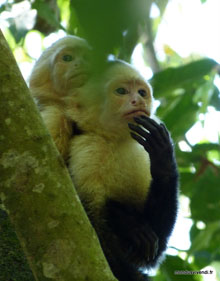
[129,116,179,263]
[41,106,73,160]
[105,117,178,266]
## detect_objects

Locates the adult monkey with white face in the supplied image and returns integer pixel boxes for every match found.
[64,61,179,281]
[29,35,91,160]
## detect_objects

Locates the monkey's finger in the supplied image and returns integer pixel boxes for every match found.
[134,116,165,144]
[137,117,172,147]
[148,119,172,145]
[150,232,159,260]
[130,132,154,154]
[128,123,150,139]
[128,123,159,151]
[154,238,159,259]
[144,231,157,261]
[160,123,172,141]
[130,132,145,146]
[135,115,161,129]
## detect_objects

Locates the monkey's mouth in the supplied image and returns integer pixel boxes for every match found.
[70,72,89,80]
[124,110,150,119]
[69,72,90,87]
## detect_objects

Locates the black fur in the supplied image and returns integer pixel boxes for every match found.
[89,116,178,281]
[77,116,179,281]
[72,121,84,136]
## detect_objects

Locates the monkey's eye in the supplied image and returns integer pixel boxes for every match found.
[138,89,147,97]
[62,55,73,62]
[115,88,128,95]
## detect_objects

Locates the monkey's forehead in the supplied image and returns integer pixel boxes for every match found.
[107,77,150,87]
[104,62,147,81]
[103,65,150,87]
[38,36,89,60]
[53,35,89,49]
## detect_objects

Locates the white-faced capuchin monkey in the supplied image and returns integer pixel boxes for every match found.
[64,61,179,281]
[30,44,179,280]
[29,35,91,160]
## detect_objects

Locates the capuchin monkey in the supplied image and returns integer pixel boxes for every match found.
[64,61,179,281]
[30,43,178,280]
[29,35,91,160]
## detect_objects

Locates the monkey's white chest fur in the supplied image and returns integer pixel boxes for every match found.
[69,134,152,211]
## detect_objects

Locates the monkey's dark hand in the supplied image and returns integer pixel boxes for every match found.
[128,116,177,180]
[105,200,159,264]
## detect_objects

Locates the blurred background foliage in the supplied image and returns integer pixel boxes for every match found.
[0,0,220,280]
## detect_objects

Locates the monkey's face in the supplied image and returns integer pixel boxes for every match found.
[109,80,152,120]
[100,63,153,133]
[29,36,92,104]
[66,62,153,139]
[51,39,91,95]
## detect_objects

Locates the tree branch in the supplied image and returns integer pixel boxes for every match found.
[0,29,117,281]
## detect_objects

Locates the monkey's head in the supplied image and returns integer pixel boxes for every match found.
[100,61,153,137]
[67,61,153,139]
[102,61,152,119]
[29,35,91,106]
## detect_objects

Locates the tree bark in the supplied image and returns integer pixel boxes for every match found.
[0,29,117,281]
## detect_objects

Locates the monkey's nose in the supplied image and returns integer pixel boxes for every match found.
[74,59,84,68]
[131,96,142,106]
[131,99,138,105]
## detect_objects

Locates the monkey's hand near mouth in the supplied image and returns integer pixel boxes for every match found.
[128,116,177,181]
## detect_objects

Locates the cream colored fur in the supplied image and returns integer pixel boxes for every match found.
[69,134,152,213]
[29,36,90,160]
[65,62,154,213]
[30,47,154,215]
[41,105,72,159]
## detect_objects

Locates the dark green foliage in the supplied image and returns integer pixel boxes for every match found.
[189,221,220,268]
[150,59,217,97]
[69,0,145,59]
[190,168,220,222]
[150,59,219,139]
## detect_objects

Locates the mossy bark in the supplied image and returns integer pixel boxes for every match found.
[0,30,117,281]
[0,209,35,281]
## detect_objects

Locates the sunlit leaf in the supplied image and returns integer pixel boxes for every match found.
[151,58,218,97]
[189,222,220,268]
[190,168,220,222]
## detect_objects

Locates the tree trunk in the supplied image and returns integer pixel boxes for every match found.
[0,29,117,281]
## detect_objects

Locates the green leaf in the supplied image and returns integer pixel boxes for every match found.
[189,221,220,267]
[151,58,218,98]
[190,222,220,253]
[159,91,199,139]
[210,86,220,110]
[190,168,220,222]
[32,0,62,32]
[159,255,202,281]
[150,59,219,139]
[69,0,146,57]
